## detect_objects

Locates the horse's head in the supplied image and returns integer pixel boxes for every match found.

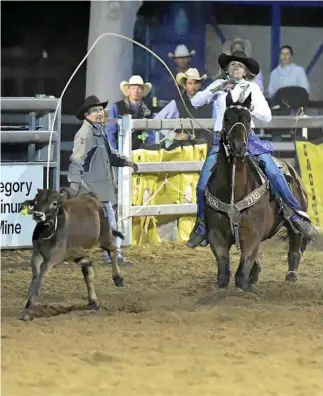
[222,92,252,159]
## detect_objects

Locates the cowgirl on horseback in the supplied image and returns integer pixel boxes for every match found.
[186,50,315,248]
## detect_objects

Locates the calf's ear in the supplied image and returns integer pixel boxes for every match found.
[59,188,70,200]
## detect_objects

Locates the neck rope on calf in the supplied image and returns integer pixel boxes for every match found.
[42,216,58,240]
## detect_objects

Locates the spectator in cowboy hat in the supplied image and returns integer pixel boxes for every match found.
[154,68,214,146]
[68,95,137,266]
[221,37,264,92]
[168,44,196,75]
[105,75,155,150]
[156,44,199,103]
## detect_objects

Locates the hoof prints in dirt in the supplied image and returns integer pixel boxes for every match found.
[29,301,147,319]
[102,301,147,315]
[33,304,86,318]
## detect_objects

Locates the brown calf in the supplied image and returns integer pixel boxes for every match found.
[20,189,124,321]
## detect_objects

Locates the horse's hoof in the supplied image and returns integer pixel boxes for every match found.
[248,284,259,294]
[20,311,34,321]
[235,287,245,293]
[285,271,297,282]
[87,302,100,311]
[216,275,230,289]
[113,275,124,287]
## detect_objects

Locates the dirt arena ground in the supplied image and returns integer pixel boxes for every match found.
[2,239,323,396]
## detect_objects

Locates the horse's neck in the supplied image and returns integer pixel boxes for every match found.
[210,143,260,203]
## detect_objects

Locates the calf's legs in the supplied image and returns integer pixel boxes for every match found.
[99,209,123,287]
[78,258,99,309]
[21,250,50,321]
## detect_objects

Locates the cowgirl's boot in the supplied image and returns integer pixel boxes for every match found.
[186,217,208,248]
[278,197,317,241]
[290,211,317,241]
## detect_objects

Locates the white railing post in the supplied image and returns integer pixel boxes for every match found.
[117,114,133,246]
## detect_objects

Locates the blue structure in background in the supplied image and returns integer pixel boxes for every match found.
[217,1,323,74]
[133,0,323,103]
[134,2,207,102]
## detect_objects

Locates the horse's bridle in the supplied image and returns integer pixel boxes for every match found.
[222,104,251,159]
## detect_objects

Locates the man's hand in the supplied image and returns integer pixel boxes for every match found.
[131,162,139,173]
[69,182,80,196]
[126,161,139,172]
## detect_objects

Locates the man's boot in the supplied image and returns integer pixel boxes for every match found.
[186,218,208,249]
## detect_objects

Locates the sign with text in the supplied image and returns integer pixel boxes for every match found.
[1,165,43,248]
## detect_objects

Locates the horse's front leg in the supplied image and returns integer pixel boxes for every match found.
[208,228,231,288]
[235,240,260,291]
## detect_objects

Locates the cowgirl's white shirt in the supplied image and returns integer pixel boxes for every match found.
[191,79,272,131]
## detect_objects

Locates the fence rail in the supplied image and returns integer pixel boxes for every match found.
[130,116,323,130]
[1,131,58,143]
[1,97,59,111]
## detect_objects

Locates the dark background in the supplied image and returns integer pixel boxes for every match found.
[2,1,323,113]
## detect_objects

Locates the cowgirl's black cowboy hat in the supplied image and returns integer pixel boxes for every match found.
[76,95,108,120]
[218,50,260,76]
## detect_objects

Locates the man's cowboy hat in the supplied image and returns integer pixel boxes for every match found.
[168,44,196,59]
[76,95,108,120]
[218,50,260,76]
[176,68,207,87]
[120,75,152,97]
[223,37,252,58]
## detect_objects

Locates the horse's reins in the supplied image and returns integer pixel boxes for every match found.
[45,32,215,188]
[224,118,249,249]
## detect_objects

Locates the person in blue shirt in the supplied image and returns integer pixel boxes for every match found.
[105,75,155,150]
[267,45,310,100]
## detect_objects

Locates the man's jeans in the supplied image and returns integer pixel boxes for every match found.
[196,146,301,236]
[103,201,122,260]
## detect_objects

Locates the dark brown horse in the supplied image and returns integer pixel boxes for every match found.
[205,94,310,291]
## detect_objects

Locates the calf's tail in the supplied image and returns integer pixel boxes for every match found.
[112,229,125,240]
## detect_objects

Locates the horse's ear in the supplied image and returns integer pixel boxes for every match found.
[242,93,252,109]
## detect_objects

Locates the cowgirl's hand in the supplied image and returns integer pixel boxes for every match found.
[211,79,236,93]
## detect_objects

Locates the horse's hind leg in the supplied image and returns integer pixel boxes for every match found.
[77,258,99,310]
[285,229,303,282]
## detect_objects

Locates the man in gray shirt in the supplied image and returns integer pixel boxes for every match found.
[68,95,137,265]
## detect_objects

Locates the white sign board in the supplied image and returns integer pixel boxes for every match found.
[0,165,44,248]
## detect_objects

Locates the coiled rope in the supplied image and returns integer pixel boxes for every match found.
[46,32,214,188]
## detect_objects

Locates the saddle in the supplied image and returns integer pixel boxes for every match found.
[272,157,292,180]
[255,156,293,191]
